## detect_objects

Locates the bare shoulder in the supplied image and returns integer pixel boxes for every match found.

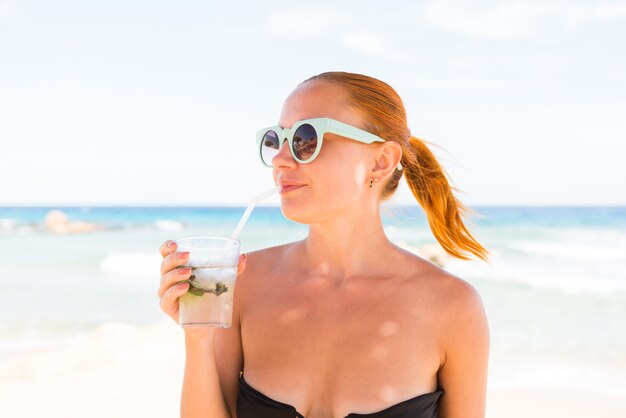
[397,246,483,303]
[242,240,300,273]
[399,256,491,416]
[429,268,486,320]
[234,240,300,298]
[396,248,488,334]
[397,252,489,379]
[245,240,296,258]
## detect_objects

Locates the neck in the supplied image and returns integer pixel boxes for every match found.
[299,204,395,284]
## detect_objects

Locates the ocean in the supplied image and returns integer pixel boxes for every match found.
[1,205,625,396]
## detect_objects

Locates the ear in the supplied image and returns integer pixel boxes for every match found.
[370,141,403,180]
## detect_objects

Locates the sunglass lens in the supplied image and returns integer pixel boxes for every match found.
[261,130,280,166]
[293,124,318,162]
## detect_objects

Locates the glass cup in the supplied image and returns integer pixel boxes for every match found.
[175,236,240,328]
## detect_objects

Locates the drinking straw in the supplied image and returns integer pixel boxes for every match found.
[231,186,282,239]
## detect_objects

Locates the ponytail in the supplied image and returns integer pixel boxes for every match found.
[302,71,489,262]
[402,136,489,261]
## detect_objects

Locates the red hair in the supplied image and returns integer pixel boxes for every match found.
[302,72,489,262]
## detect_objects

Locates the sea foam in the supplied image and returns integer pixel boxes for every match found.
[0,218,17,230]
[100,252,162,277]
[153,220,183,232]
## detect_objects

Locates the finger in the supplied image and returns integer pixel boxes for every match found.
[159,240,178,258]
[160,251,190,276]
[237,253,247,276]
[158,266,193,298]
[159,281,190,315]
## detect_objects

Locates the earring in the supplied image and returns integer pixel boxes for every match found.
[369,178,379,188]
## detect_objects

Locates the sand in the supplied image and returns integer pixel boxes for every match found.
[0,321,184,418]
[1,320,625,418]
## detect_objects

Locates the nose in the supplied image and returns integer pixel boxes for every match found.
[272,138,297,169]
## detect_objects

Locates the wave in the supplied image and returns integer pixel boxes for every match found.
[445,254,626,294]
[510,240,626,262]
[489,361,626,396]
[153,220,184,232]
[0,218,17,230]
[100,252,162,277]
[0,220,186,238]
[0,219,37,235]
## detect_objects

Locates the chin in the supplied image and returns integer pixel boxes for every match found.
[279,197,329,224]
[280,204,316,224]
[280,196,347,225]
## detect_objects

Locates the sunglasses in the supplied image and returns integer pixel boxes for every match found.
[256,117,403,170]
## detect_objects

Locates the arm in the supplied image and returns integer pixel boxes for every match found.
[437,280,490,418]
[180,254,248,418]
[158,241,246,418]
[181,330,232,418]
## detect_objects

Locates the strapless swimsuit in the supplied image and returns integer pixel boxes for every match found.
[237,373,443,418]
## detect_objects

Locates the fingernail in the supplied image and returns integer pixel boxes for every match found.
[178,267,191,274]
[168,241,177,248]
[177,252,189,258]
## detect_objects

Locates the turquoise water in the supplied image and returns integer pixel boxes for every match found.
[1,206,625,394]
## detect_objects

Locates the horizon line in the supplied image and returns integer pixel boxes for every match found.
[1,204,625,209]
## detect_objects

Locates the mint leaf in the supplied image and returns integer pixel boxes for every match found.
[188,287,204,297]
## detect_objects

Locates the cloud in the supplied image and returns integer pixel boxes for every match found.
[340,31,387,56]
[267,8,345,36]
[408,76,513,92]
[208,6,351,42]
[0,0,16,23]
[220,7,401,59]
[425,0,577,40]
[425,0,626,41]
[593,1,626,17]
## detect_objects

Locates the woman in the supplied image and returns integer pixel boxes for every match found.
[158,71,490,418]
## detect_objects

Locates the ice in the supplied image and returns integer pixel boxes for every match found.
[183,247,239,267]
[191,267,237,291]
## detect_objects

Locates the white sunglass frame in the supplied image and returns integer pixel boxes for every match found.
[256,117,403,170]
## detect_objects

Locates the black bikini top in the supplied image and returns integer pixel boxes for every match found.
[237,373,443,418]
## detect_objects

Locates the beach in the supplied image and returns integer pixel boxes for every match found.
[1,206,625,417]
[2,319,625,418]
[0,321,184,418]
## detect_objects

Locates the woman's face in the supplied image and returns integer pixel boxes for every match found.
[272,80,379,224]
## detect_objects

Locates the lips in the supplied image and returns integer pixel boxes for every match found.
[277,180,306,194]
[279,184,306,194]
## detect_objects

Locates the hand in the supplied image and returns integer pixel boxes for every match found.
[158,240,247,325]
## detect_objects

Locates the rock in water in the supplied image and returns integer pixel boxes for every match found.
[44,209,99,234]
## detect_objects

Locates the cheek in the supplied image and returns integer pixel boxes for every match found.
[312,159,370,209]
[304,143,369,190]
[278,166,367,223]
[277,148,371,223]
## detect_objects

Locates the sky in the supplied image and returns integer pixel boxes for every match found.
[1,0,625,206]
